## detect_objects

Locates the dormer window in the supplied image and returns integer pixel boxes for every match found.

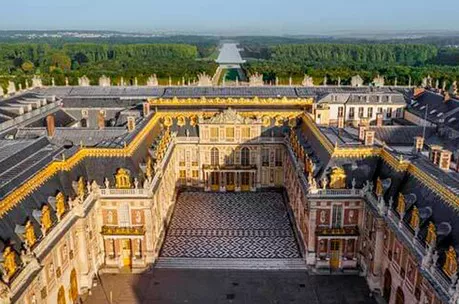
[448,117,457,123]
[437,113,443,117]
[429,109,436,115]
[420,106,426,110]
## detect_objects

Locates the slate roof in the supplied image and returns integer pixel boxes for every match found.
[372,126,437,146]
[409,90,459,130]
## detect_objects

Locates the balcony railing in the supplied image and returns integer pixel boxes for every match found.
[101,225,146,236]
[99,188,150,198]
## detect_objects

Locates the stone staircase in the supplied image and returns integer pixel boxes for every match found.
[155,257,307,270]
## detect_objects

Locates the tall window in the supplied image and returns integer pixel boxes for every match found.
[242,127,251,140]
[241,147,250,166]
[387,108,393,118]
[275,148,282,166]
[226,127,234,141]
[338,106,344,118]
[396,108,402,118]
[119,203,130,227]
[377,107,383,114]
[368,107,373,118]
[262,148,269,166]
[210,127,218,142]
[348,107,355,119]
[358,107,364,118]
[332,205,343,228]
[179,150,185,167]
[211,147,219,166]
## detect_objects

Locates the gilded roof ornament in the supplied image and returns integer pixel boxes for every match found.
[77,177,85,198]
[397,194,405,215]
[41,205,52,233]
[55,192,65,220]
[409,206,419,229]
[2,246,17,280]
[115,168,131,189]
[24,220,36,249]
[426,221,437,246]
[329,167,346,189]
[375,177,383,196]
[443,246,458,277]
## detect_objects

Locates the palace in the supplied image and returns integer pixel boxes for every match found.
[0,78,458,304]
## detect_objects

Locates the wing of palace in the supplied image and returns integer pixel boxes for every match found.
[0,77,457,304]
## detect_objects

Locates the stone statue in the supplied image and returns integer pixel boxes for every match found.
[51,77,55,86]
[78,75,90,86]
[450,81,457,95]
[147,74,159,86]
[99,75,111,87]
[373,75,385,87]
[0,86,3,97]
[351,75,364,87]
[65,77,69,86]
[32,75,43,88]
[323,76,327,86]
[302,75,314,87]
[7,81,16,95]
[104,178,110,189]
[197,73,212,86]
[249,73,264,86]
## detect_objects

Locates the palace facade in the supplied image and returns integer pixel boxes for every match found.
[0,80,457,304]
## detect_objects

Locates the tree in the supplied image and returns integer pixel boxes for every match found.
[21,60,34,73]
[50,52,71,71]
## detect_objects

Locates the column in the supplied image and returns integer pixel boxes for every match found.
[368,217,385,291]
[220,171,225,192]
[75,219,90,290]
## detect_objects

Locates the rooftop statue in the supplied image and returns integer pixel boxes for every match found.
[373,75,385,87]
[302,75,314,87]
[7,81,15,95]
[249,73,264,87]
[351,75,364,87]
[78,75,90,86]
[197,73,212,87]
[31,75,43,88]
[99,75,111,87]
[147,74,159,86]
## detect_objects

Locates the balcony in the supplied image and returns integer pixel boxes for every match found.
[316,226,359,237]
[101,226,146,236]
[202,164,257,171]
[99,188,150,198]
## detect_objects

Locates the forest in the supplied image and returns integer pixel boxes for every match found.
[0,42,218,88]
[0,35,458,89]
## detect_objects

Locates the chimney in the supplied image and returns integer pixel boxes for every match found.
[97,111,105,129]
[127,116,136,132]
[413,87,425,98]
[143,102,151,117]
[439,150,452,170]
[429,145,443,165]
[376,113,383,127]
[46,115,55,137]
[364,130,375,146]
[414,136,424,153]
[358,124,367,141]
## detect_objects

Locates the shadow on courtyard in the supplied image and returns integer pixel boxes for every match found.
[86,268,376,304]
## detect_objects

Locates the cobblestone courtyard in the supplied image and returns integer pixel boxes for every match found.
[160,191,300,258]
[84,269,376,304]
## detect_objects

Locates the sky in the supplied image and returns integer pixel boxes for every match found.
[0,0,458,35]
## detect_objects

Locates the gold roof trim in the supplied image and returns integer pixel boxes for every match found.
[0,114,161,217]
[148,97,313,107]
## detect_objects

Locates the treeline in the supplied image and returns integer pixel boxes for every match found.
[0,43,217,88]
[243,43,459,85]
[269,44,438,66]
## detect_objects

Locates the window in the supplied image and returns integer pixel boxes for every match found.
[358,107,364,118]
[210,148,219,166]
[226,127,234,141]
[368,107,373,118]
[192,170,199,178]
[225,151,234,165]
[275,148,282,166]
[262,148,269,166]
[241,147,250,166]
[348,107,355,119]
[119,203,130,227]
[377,107,383,114]
[338,106,344,118]
[242,127,251,140]
[396,108,402,118]
[192,149,198,166]
[210,127,218,142]
[387,108,392,118]
[179,150,185,167]
[331,205,343,228]
[179,170,186,184]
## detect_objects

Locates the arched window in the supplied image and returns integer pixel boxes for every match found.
[57,286,66,304]
[211,148,219,166]
[395,287,404,304]
[70,269,78,302]
[241,147,250,166]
